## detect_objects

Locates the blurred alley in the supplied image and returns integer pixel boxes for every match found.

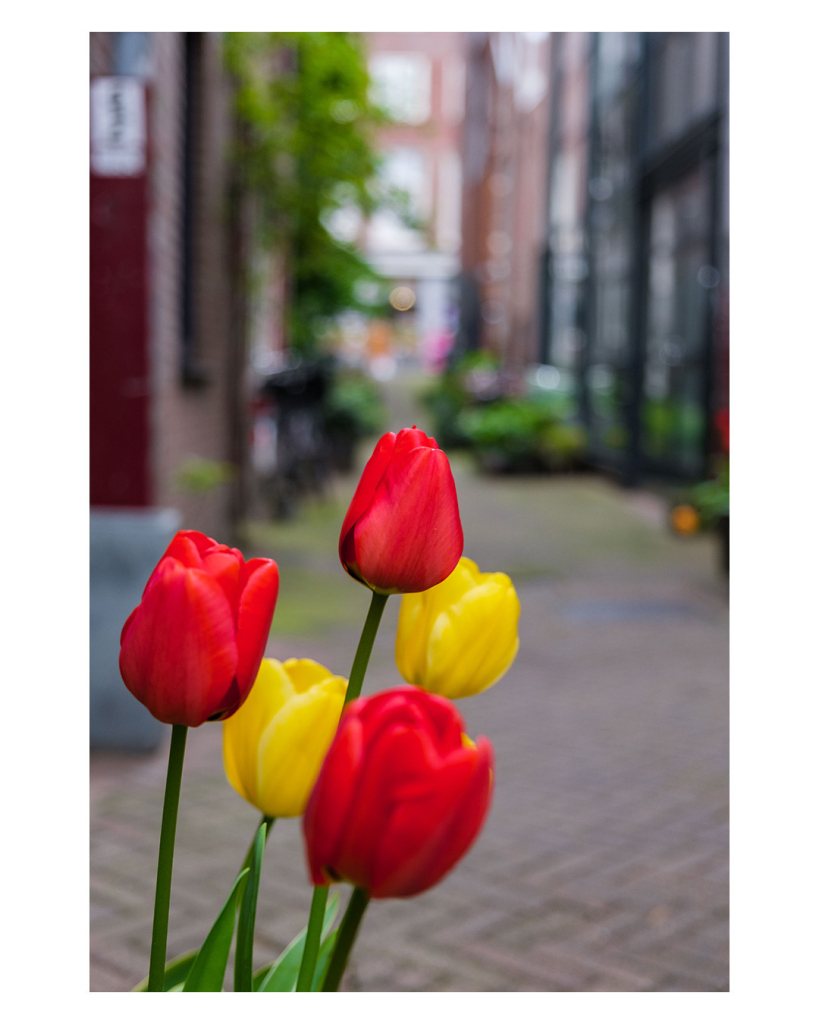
[90,32,729,993]
[91,372,728,992]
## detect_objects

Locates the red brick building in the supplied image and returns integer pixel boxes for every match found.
[90,31,254,540]
[90,32,260,748]
[458,32,551,370]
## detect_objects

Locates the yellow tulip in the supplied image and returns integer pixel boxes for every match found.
[395,556,520,699]
[223,658,348,818]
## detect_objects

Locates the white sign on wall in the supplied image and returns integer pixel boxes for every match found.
[90,78,146,177]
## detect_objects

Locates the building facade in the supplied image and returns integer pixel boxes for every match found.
[361,32,467,367]
[577,32,729,483]
[90,31,254,540]
[459,32,729,484]
[458,32,551,372]
[90,31,260,748]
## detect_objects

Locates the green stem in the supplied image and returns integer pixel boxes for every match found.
[240,814,275,874]
[295,885,329,992]
[345,590,388,705]
[294,591,383,992]
[148,724,188,992]
[321,887,370,991]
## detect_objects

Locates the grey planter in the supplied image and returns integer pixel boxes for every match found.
[90,508,181,751]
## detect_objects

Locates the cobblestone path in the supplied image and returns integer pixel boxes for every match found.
[91,383,728,992]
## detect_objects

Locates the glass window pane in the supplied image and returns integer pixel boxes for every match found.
[369,53,432,125]
[642,166,711,475]
[651,33,720,148]
[585,33,640,458]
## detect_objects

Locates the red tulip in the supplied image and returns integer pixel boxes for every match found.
[339,428,463,594]
[119,530,279,727]
[303,687,493,899]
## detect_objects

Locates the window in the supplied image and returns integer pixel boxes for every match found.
[442,55,465,123]
[584,33,641,460]
[369,53,431,125]
[641,167,712,476]
[367,147,428,254]
[650,33,720,149]
[436,150,462,252]
[381,147,429,217]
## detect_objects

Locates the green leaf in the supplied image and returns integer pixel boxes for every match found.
[132,947,200,992]
[182,868,249,992]
[311,928,339,991]
[234,822,267,991]
[254,891,340,992]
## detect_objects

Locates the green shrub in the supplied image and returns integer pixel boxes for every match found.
[422,354,586,473]
[323,368,386,440]
[419,351,503,449]
[458,397,586,472]
[419,373,470,449]
[539,421,588,469]
[176,457,234,494]
[688,461,729,526]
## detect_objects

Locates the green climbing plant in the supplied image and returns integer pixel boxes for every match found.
[224,32,406,356]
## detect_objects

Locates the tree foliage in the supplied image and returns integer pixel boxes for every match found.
[224,32,392,356]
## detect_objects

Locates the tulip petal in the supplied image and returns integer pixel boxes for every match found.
[355,688,463,756]
[282,657,341,693]
[225,658,347,819]
[223,659,288,809]
[410,737,494,890]
[356,687,422,733]
[419,761,493,895]
[394,590,440,686]
[162,531,209,568]
[338,432,396,576]
[396,558,520,698]
[186,530,221,553]
[426,581,521,698]
[201,550,242,616]
[304,714,364,885]
[415,689,467,752]
[258,680,346,817]
[372,738,494,897]
[367,744,474,896]
[392,426,437,459]
[302,688,493,899]
[141,531,213,596]
[234,559,280,694]
[354,447,463,594]
[119,560,238,726]
[120,605,138,647]
[331,721,440,889]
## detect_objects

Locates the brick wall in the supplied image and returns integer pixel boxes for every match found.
[90,32,113,76]
[148,32,239,542]
[459,33,551,366]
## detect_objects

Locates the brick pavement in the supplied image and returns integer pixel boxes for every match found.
[91,434,728,992]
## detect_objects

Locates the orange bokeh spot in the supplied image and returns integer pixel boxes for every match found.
[671,504,700,535]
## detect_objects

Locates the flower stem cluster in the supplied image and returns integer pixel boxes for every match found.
[120,426,519,993]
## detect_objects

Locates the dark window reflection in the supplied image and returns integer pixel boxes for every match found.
[651,33,720,149]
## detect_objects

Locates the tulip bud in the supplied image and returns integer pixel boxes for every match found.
[119,530,279,727]
[339,427,464,595]
[303,688,493,899]
[395,557,520,699]
[223,658,348,818]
